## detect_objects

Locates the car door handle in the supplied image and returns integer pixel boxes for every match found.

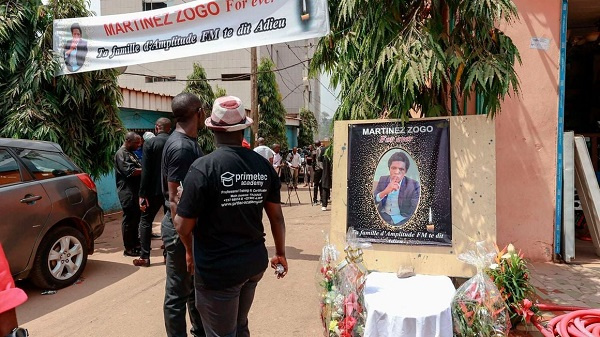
[20,195,42,204]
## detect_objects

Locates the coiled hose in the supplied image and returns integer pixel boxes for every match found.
[532,304,600,337]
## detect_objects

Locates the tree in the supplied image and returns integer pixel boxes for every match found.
[298,108,318,147]
[0,0,125,179]
[310,0,520,121]
[257,58,287,149]
[215,86,227,98]
[184,63,216,154]
[319,112,333,141]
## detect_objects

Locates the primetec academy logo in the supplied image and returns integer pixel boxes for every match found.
[220,172,268,187]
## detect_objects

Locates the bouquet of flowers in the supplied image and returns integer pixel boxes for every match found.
[452,241,510,336]
[487,243,538,327]
[317,228,369,337]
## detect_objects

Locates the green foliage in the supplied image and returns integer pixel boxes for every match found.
[0,0,125,179]
[184,63,216,154]
[310,0,521,122]
[298,108,317,147]
[214,85,227,98]
[257,58,287,150]
[486,244,538,326]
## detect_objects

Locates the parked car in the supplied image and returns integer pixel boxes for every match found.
[0,138,104,289]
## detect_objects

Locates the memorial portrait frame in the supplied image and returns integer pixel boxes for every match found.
[330,116,496,277]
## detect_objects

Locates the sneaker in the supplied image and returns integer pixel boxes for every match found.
[321,207,327,211]
[133,258,150,267]
[123,248,141,257]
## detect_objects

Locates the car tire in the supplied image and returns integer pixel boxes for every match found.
[30,226,88,289]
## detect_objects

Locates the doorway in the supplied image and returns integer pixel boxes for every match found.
[564,0,600,263]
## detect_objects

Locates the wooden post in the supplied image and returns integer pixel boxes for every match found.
[250,47,258,148]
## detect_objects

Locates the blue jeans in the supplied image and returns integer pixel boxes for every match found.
[195,272,264,337]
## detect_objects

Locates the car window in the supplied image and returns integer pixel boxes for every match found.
[15,148,81,181]
[0,149,22,186]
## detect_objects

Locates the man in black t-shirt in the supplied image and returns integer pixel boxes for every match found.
[160,93,205,337]
[175,96,287,337]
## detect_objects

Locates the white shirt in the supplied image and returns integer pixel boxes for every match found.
[273,152,282,171]
[254,145,274,161]
[288,152,301,168]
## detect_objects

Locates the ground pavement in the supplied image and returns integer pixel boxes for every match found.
[18,186,327,337]
[15,184,600,336]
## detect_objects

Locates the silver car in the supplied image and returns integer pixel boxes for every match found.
[0,138,104,289]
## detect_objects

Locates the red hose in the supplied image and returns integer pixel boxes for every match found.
[533,307,600,337]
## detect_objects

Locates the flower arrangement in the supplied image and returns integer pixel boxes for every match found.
[452,241,510,336]
[452,274,509,336]
[486,243,538,327]
[317,229,368,337]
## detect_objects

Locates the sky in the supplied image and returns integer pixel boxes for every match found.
[319,73,340,119]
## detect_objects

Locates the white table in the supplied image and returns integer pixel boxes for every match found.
[363,272,456,337]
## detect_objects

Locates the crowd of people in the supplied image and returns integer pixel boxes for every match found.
[252,139,333,211]
[113,94,289,337]
[0,93,330,337]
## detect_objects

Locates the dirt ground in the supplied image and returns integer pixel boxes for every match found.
[17,186,328,336]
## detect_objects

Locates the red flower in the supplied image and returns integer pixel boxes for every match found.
[515,299,534,323]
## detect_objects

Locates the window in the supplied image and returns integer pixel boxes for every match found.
[0,150,21,186]
[221,73,251,81]
[143,1,167,11]
[15,149,81,181]
[145,75,176,83]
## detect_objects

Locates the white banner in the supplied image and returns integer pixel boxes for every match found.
[53,0,330,75]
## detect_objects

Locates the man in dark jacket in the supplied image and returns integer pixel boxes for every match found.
[115,132,142,256]
[63,23,88,72]
[134,118,172,267]
[373,151,420,227]
[320,146,333,211]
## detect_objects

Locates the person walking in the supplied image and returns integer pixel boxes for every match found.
[303,145,314,187]
[174,96,287,337]
[312,141,324,204]
[115,132,142,257]
[161,93,206,337]
[134,118,172,267]
[320,146,333,211]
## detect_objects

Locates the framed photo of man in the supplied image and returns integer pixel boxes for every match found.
[347,120,452,246]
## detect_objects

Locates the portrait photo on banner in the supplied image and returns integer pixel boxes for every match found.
[347,120,452,246]
[61,22,88,73]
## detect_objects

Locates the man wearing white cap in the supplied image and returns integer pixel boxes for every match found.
[175,96,287,337]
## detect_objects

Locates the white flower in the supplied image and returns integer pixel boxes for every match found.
[507,243,516,254]
[490,263,499,270]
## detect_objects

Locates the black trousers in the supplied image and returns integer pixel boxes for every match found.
[322,188,331,207]
[195,272,264,337]
[163,233,205,337]
[121,205,141,250]
[313,169,323,202]
[138,195,164,260]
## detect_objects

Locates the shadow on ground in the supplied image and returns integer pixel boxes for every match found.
[267,245,320,262]
[17,258,137,324]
